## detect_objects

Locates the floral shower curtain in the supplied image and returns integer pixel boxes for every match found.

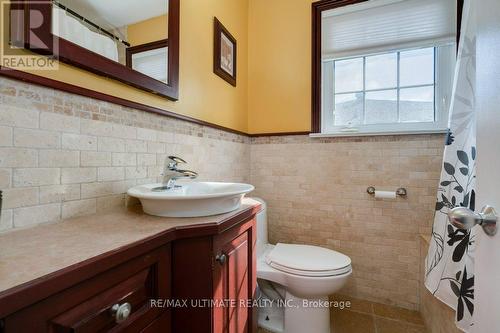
[425,0,476,331]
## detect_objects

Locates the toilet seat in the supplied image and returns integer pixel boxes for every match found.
[257,244,351,299]
[265,243,351,277]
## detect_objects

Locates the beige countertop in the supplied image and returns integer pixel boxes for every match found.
[0,198,261,295]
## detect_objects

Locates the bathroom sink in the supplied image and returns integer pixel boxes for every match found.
[127,182,255,217]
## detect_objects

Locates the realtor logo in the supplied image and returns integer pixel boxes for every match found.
[1,1,58,70]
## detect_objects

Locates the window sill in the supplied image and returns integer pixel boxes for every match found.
[309,128,448,138]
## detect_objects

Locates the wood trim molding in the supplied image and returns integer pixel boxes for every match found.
[125,39,169,69]
[0,68,311,137]
[311,0,464,134]
[311,0,368,134]
[249,131,310,137]
[4,2,307,138]
[0,67,247,136]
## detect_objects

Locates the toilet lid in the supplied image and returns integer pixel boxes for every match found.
[266,243,351,277]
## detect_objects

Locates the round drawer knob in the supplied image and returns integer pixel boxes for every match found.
[111,302,132,323]
[216,253,227,265]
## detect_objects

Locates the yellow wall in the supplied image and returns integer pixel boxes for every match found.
[247,0,312,134]
[2,0,315,134]
[1,0,249,133]
[127,15,168,46]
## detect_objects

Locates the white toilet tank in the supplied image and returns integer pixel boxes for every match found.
[254,198,268,255]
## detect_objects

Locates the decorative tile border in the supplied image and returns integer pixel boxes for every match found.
[0,77,249,144]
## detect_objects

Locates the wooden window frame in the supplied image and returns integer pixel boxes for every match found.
[311,0,464,133]
[125,38,169,72]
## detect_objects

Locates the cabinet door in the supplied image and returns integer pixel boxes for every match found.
[3,245,171,333]
[213,220,256,333]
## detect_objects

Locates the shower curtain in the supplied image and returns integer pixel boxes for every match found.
[425,0,476,331]
[52,6,119,62]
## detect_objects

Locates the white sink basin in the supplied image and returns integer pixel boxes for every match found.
[127,182,255,217]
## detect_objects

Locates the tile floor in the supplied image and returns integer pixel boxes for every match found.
[258,295,427,333]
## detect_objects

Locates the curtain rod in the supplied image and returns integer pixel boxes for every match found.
[52,0,131,47]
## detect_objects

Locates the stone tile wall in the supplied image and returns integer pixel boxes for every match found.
[0,76,446,314]
[0,77,250,231]
[250,134,445,310]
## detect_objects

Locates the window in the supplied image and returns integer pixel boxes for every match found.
[313,0,459,136]
[126,39,169,84]
[131,47,168,83]
[321,45,455,135]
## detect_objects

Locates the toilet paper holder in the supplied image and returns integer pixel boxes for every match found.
[367,186,407,197]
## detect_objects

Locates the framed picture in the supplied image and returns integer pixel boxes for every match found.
[213,17,237,86]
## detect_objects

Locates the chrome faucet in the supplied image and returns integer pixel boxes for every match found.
[158,156,198,190]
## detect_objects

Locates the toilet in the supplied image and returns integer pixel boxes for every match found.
[255,198,352,333]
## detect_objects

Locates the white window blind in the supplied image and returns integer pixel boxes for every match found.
[322,0,457,59]
[132,47,168,83]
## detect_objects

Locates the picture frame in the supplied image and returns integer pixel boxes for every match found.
[213,17,237,86]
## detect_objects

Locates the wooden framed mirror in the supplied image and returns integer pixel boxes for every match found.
[10,0,179,100]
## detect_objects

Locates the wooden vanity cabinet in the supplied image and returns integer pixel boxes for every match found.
[1,245,171,333]
[212,218,257,333]
[171,217,257,333]
[0,211,258,333]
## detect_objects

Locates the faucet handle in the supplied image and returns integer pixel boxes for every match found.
[168,156,187,164]
[178,170,198,179]
[166,156,186,169]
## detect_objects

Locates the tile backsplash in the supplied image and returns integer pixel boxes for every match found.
[0,77,249,231]
[0,76,445,313]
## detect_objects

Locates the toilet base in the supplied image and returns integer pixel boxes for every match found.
[284,292,330,333]
[257,290,331,333]
[257,300,284,333]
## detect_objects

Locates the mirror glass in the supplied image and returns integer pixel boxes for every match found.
[51,0,169,83]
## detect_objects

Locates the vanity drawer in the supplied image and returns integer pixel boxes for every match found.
[3,245,171,333]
